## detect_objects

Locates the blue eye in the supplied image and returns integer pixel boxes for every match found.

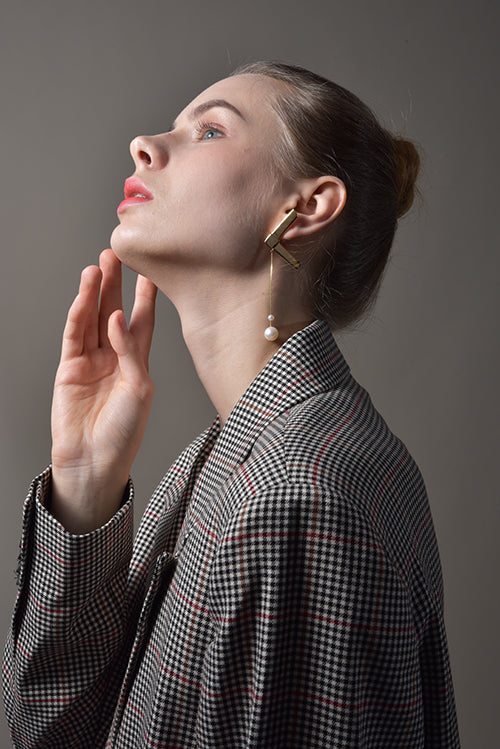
[195,120,223,141]
[202,128,221,140]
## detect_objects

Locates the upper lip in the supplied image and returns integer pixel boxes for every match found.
[124,176,153,200]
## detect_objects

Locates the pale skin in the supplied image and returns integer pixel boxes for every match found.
[50,74,346,534]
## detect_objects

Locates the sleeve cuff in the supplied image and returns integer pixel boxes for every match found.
[15,467,134,595]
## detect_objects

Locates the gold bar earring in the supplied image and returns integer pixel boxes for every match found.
[264,209,300,269]
[263,209,300,341]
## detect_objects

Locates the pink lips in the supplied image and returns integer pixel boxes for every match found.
[117,176,154,214]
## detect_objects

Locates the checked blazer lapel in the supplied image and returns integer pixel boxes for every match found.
[129,420,220,593]
[177,320,351,545]
[109,422,220,739]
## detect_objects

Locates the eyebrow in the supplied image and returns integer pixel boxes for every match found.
[171,99,245,130]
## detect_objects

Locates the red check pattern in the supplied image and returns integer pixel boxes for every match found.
[3,321,459,747]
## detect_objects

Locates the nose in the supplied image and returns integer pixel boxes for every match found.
[129,134,168,170]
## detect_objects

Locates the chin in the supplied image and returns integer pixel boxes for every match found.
[110,225,167,291]
[110,222,142,259]
[110,224,144,274]
[110,221,127,253]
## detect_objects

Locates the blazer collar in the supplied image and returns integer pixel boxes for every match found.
[195,320,350,495]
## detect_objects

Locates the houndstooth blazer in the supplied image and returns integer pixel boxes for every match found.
[3,320,459,747]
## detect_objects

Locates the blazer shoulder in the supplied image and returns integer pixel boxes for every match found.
[283,378,415,477]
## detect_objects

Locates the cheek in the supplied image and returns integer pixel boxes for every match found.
[200,148,270,201]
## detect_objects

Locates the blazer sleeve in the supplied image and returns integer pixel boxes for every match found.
[2,467,134,748]
[200,483,459,748]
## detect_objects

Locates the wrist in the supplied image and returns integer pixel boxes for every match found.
[50,465,129,534]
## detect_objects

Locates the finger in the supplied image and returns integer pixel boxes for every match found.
[98,249,123,347]
[107,309,154,396]
[61,266,102,360]
[129,275,157,370]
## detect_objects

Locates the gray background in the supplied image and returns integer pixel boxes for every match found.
[1,0,498,746]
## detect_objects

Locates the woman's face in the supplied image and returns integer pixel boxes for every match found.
[111,74,293,279]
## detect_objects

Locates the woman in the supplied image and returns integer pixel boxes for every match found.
[3,62,459,747]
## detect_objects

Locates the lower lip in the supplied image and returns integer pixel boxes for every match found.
[117,196,153,215]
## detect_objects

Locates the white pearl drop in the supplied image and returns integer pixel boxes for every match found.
[264,326,279,341]
[267,314,275,322]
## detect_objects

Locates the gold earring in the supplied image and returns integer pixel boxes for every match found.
[263,209,300,342]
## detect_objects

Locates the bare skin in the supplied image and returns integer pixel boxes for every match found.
[50,74,346,534]
[50,250,157,533]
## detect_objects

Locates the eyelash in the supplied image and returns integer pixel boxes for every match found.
[194,120,223,140]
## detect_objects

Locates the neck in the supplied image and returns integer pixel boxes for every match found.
[157,263,313,424]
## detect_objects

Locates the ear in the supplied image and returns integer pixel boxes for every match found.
[284,176,346,239]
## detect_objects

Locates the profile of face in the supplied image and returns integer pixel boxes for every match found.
[111,74,295,285]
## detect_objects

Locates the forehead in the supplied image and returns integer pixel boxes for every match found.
[178,74,282,128]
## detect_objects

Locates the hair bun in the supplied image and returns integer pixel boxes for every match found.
[393,137,421,218]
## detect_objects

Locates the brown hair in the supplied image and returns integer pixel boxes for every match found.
[233,61,420,329]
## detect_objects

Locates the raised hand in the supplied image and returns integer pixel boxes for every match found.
[50,249,157,533]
